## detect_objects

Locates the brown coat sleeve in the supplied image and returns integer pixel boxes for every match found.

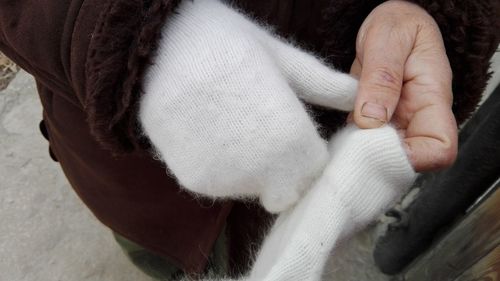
[318,0,500,125]
[0,0,181,154]
[0,0,84,96]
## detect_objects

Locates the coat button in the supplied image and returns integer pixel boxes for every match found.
[48,147,58,162]
[39,120,49,140]
[39,120,58,162]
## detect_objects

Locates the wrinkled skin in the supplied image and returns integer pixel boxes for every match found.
[351,0,458,172]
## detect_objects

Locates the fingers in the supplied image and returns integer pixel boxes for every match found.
[266,37,358,111]
[404,131,458,172]
[396,14,456,171]
[351,0,458,171]
[353,17,415,128]
[400,94,458,172]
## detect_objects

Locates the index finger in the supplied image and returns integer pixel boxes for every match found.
[395,23,457,171]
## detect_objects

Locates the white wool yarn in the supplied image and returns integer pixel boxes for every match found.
[140,0,358,213]
[248,125,416,281]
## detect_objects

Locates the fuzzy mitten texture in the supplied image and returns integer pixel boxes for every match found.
[246,125,417,281]
[140,0,357,213]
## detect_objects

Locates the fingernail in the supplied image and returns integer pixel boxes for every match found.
[361,102,388,124]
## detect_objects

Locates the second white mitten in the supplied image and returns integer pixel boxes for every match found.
[248,124,417,281]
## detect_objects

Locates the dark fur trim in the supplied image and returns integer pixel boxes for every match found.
[85,0,181,154]
[318,0,383,71]
[319,0,500,125]
[415,0,500,123]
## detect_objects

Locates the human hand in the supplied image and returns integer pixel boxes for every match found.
[140,0,358,213]
[350,0,458,172]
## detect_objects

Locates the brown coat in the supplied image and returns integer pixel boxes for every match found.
[1,0,499,275]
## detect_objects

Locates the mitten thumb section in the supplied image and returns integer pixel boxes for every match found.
[324,124,417,227]
[265,37,358,111]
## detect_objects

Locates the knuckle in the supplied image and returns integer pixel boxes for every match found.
[443,88,454,106]
[442,60,453,79]
[442,146,458,167]
[434,142,458,169]
[424,87,453,106]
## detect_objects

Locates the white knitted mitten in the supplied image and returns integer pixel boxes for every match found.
[140,0,358,212]
[248,125,417,281]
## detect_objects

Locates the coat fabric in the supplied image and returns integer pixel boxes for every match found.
[0,0,499,276]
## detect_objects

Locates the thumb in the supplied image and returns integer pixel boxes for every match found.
[266,36,358,111]
[353,22,413,128]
